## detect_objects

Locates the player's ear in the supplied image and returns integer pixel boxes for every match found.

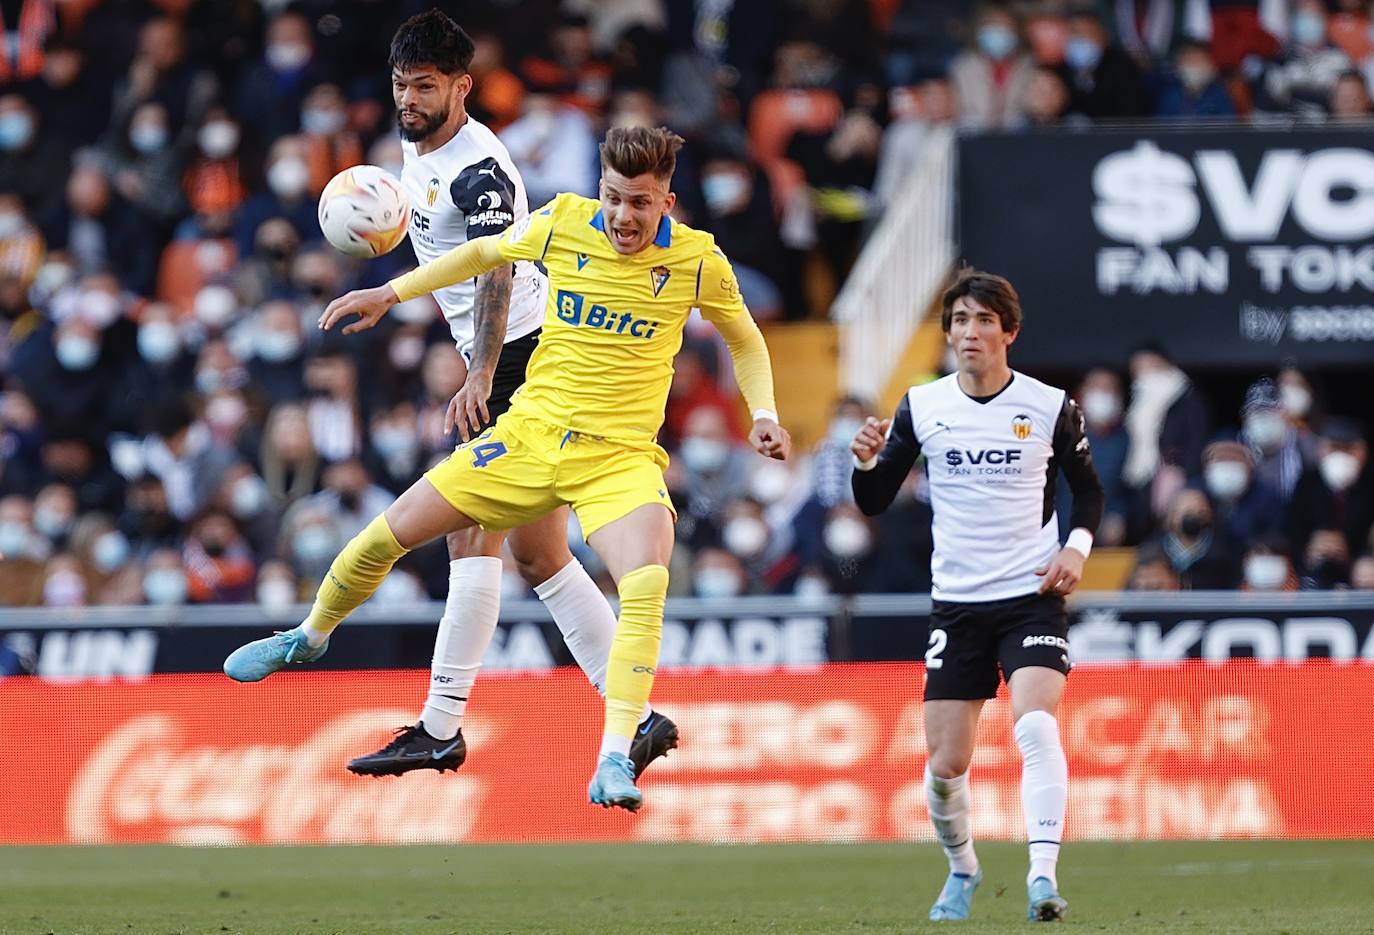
[454,72,473,101]
[661,190,676,215]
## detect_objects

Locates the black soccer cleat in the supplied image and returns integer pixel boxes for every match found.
[628,711,679,779]
[346,723,467,777]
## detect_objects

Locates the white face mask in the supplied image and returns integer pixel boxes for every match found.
[143,568,188,605]
[829,417,864,444]
[92,530,131,573]
[231,475,270,518]
[256,328,301,362]
[701,173,748,213]
[1244,412,1286,452]
[679,437,730,474]
[0,209,24,238]
[34,506,72,539]
[1204,460,1249,501]
[722,516,768,559]
[194,284,239,328]
[206,394,247,430]
[301,107,346,135]
[198,120,240,158]
[824,515,871,558]
[293,525,338,564]
[389,334,427,370]
[0,521,30,558]
[748,461,791,504]
[794,574,829,598]
[694,567,743,598]
[1080,390,1121,426]
[138,321,180,364]
[266,41,311,72]
[1132,369,1179,399]
[43,569,86,607]
[1320,450,1361,492]
[56,334,99,371]
[1244,554,1289,591]
[267,157,310,199]
[257,577,297,609]
[1279,384,1312,418]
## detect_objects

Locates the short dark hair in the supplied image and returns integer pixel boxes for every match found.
[599,126,684,182]
[940,268,1022,332]
[389,10,475,76]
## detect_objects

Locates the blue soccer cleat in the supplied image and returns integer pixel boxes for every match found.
[223,626,328,682]
[1026,876,1068,922]
[587,752,643,812]
[929,869,982,921]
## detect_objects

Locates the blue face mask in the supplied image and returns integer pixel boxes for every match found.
[0,112,33,151]
[1292,11,1325,47]
[1064,36,1103,71]
[977,24,1017,61]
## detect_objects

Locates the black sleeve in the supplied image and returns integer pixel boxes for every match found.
[450,157,517,238]
[1053,396,1105,533]
[852,395,921,516]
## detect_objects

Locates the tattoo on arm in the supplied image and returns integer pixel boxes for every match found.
[469,264,513,380]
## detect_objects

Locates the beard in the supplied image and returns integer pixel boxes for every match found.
[396,107,448,142]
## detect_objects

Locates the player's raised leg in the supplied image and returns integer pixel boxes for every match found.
[583,503,674,811]
[511,508,678,778]
[1010,666,1070,922]
[224,478,476,682]
[347,525,505,775]
[924,699,985,921]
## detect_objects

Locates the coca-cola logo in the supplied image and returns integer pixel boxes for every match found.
[66,711,486,844]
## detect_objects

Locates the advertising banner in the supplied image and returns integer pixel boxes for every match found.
[4,662,1370,845]
[958,128,1374,367]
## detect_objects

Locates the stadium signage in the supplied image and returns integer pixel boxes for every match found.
[959,128,1374,365]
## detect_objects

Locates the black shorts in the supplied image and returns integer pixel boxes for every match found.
[451,329,540,442]
[923,591,1070,701]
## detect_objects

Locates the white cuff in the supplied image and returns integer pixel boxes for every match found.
[752,408,778,424]
[1065,528,1094,559]
[853,454,877,472]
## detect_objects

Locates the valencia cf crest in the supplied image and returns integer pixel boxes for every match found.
[650,265,671,297]
[426,177,440,207]
[1011,414,1032,440]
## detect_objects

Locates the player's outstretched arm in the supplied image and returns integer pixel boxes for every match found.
[712,313,790,461]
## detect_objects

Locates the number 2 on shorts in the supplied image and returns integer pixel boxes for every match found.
[925,628,947,669]
[470,441,507,468]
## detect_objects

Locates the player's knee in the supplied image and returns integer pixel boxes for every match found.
[927,749,973,779]
[447,527,501,559]
[514,544,573,587]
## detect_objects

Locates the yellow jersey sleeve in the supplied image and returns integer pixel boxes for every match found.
[494,194,563,264]
[696,247,746,325]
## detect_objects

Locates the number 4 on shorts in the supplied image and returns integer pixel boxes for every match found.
[470,441,507,468]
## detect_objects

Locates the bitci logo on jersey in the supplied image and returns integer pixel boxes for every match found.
[1012,414,1032,440]
[426,178,440,207]
[555,290,659,339]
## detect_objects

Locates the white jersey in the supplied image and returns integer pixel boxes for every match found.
[400,117,545,357]
[853,371,1103,603]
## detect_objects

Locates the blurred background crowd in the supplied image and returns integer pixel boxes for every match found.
[1,0,1373,610]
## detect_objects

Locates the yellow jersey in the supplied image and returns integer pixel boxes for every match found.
[492,193,747,445]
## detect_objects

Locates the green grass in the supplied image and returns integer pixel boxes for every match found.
[2,841,1373,934]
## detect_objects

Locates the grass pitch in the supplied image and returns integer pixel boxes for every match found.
[2,840,1372,934]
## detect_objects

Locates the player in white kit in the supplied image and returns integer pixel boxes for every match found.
[851,270,1103,923]
[341,10,677,776]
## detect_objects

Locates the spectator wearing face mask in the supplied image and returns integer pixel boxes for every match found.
[255,558,302,611]
[10,312,119,430]
[117,474,183,558]
[233,10,335,141]
[141,395,237,522]
[676,407,753,529]
[1056,11,1150,120]
[1299,528,1352,590]
[37,424,125,515]
[663,346,746,452]
[99,99,189,229]
[950,7,1037,129]
[1201,439,1284,554]
[1275,365,1323,434]
[298,83,363,198]
[0,94,73,222]
[108,303,194,434]
[1125,541,1181,591]
[1063,367,1129,545]
[1142,487,1238,589]
[183,108,248,220]
[1240,534,1298,592]
[0,494,49,605]
[142,546,189,606]
[365,401,425,495]
[1122,346,1207,539]
[1255,0,1352,120]
[233,136,319,258]
[184,509,256,603]
[287,457,392,551]
[692,546,751,598]
[40,164,161,297]
[499,89,599,210]
[237,219,302,309]
[246,300,308,405]
[1242,377,1316,503]
[40,551,89,608]
[1155,40,1236,118]
[696,152,790,321]
[1287,418,1374,561]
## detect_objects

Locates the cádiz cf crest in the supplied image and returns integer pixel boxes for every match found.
[1011,414,1032,440]
[650,265,671,297]
[426,178,440,207]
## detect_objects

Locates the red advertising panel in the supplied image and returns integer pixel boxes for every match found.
[3,662,1369,844]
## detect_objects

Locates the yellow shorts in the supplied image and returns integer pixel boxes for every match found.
[423,410,677,539]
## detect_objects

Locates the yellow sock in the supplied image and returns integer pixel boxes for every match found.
[603,564,670,743]
[302,514,409,637]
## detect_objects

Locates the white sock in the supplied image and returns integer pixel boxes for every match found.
[925,765,979,876]
[419,556,502,741]
[599,733,632,759]
[1016,710,1067,889]
[299,621,330,647]
[536,558,651,722]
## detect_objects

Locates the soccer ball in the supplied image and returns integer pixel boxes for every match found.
[317,165,411,258]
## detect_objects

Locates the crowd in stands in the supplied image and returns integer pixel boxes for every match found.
[1,0,1373,611]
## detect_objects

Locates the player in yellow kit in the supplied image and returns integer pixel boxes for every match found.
[223,127,790,811]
